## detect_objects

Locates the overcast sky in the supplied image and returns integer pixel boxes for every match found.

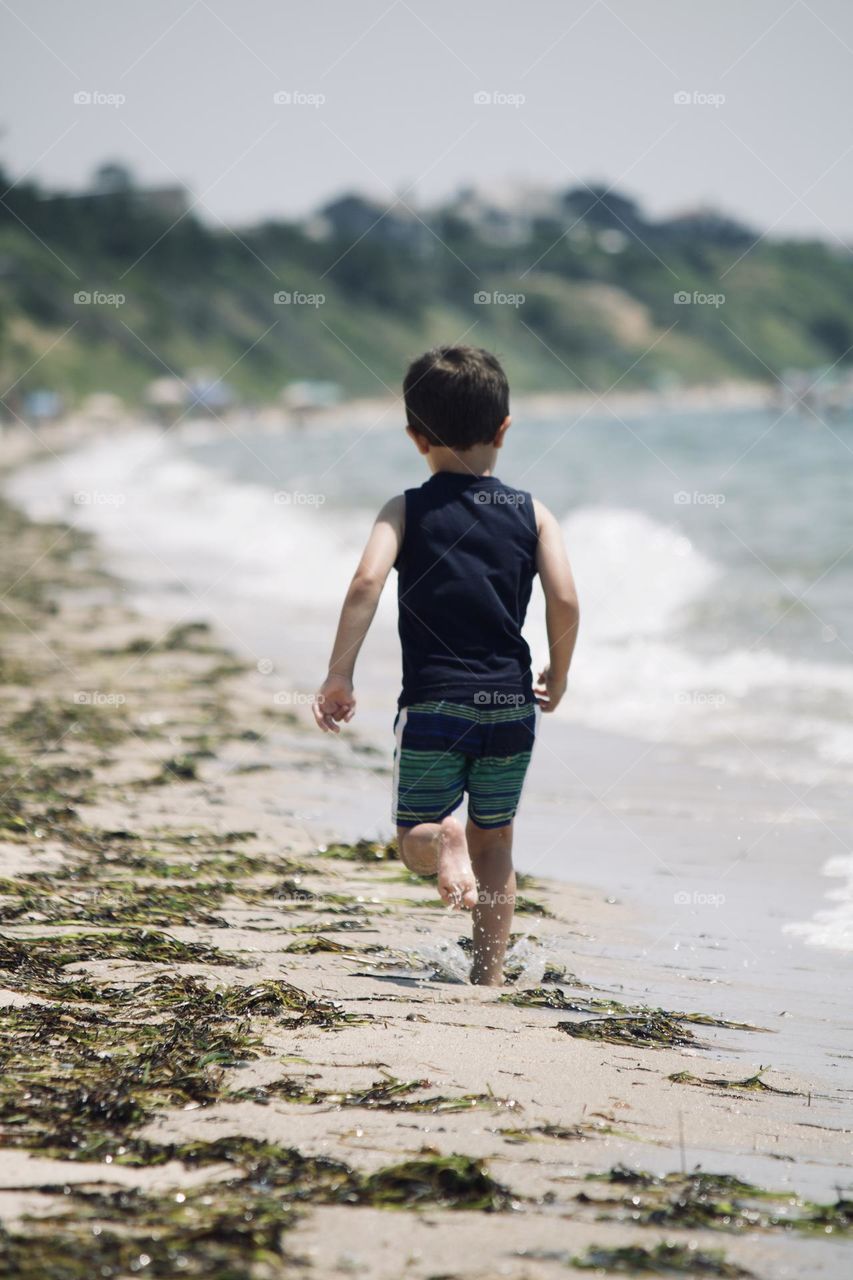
[1,0,851,239]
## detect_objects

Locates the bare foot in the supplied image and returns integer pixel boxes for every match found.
[437,816,477,910]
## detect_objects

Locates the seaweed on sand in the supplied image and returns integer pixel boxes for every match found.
[0,1150,512,1278]
[581,1170,767,1233]
[319,838,398,862]
[359,1154,512,1210]
[571,1242,753,1276]
[580,1166,853,1237]
[668,1069,801,1095]
[506,987,765,1033]
[501,986,630,1014]
[10,697,128,749]
[498,1121,589,1143]
[558,1012,702,1049]
[512,894,553,917]
[551,1001,764,1049]
[149,754,200,783]
[0,882,233,927]
[0,972,366,1160]
[231,1073,521,1115]
[283,934,354,954]
[0,1181,305,1280]
[0,927,241,974]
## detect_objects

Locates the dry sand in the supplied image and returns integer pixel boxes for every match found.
[0,449,851,1279]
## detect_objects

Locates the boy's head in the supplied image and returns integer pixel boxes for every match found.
[403,346,510,452]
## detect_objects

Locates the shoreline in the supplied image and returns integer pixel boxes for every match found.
[0,443,852,1277]
[0,374,777,442]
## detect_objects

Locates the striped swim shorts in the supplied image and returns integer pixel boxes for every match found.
[392,698,539,831]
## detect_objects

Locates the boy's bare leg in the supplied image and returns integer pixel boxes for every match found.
[466,820,516,986]
[397,816,477,909]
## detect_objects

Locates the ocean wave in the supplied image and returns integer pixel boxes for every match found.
[8,428,853,784]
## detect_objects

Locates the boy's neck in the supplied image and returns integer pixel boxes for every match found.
[426,444,498,477]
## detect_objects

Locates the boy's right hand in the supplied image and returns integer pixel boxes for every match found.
[534,666,567,713]
[313,674,356,733]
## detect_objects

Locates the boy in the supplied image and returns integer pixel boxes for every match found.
[313,346,579,985]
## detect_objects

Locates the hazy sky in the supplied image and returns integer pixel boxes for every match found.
[2,0,852,238]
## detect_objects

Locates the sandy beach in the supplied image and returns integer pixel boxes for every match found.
[0,431,850,1280]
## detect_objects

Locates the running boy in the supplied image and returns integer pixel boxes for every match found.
[313,346,579,985]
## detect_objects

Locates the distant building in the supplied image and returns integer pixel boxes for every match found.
[441,183,562,245]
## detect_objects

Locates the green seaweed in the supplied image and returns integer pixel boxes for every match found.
[504,988,764,1034]
[230,1073,520,1115]
[0,1148,511,1279]
[571,1242,753,1276]
[319,837,398,862]
[668,1069,801,1095]
[0,971,365,1159]
[284,934,354,954]
[501,985,630,1013]
[558,1012,701,1049]
[513,894,553,917]
[579,1167,853,1237]
[0,882,232,927]
[0,928,241,973]
[10,697,128,748]
[151,754,200,783]
[499,1121,588,1143]
[359,1154,512,1211]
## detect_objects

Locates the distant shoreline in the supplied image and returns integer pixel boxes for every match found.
[0,374,778,445]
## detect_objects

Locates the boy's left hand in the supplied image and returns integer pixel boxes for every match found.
[534,666,567,712]
[313,674,356,733]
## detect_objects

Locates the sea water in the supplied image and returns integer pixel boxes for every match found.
[7,404,853,1022]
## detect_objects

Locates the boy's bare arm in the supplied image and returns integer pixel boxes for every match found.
[532,499,579,713]
[312,495,404,733]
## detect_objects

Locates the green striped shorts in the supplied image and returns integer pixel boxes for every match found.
[392,697,539,831]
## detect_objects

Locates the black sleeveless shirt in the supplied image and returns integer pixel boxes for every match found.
[395,472,538,708]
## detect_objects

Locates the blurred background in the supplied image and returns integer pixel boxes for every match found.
[2,3,853,904]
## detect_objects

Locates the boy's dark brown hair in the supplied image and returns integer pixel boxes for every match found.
[403,346,509,449]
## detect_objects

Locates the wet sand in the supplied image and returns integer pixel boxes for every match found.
[0,438,851,1279]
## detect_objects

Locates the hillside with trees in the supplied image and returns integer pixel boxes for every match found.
[1,162,852,411]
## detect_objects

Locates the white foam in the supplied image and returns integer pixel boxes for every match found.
[523,506,853,782]
[8,435,853,786]
[6,427,385,613]
[785,854,853,952]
